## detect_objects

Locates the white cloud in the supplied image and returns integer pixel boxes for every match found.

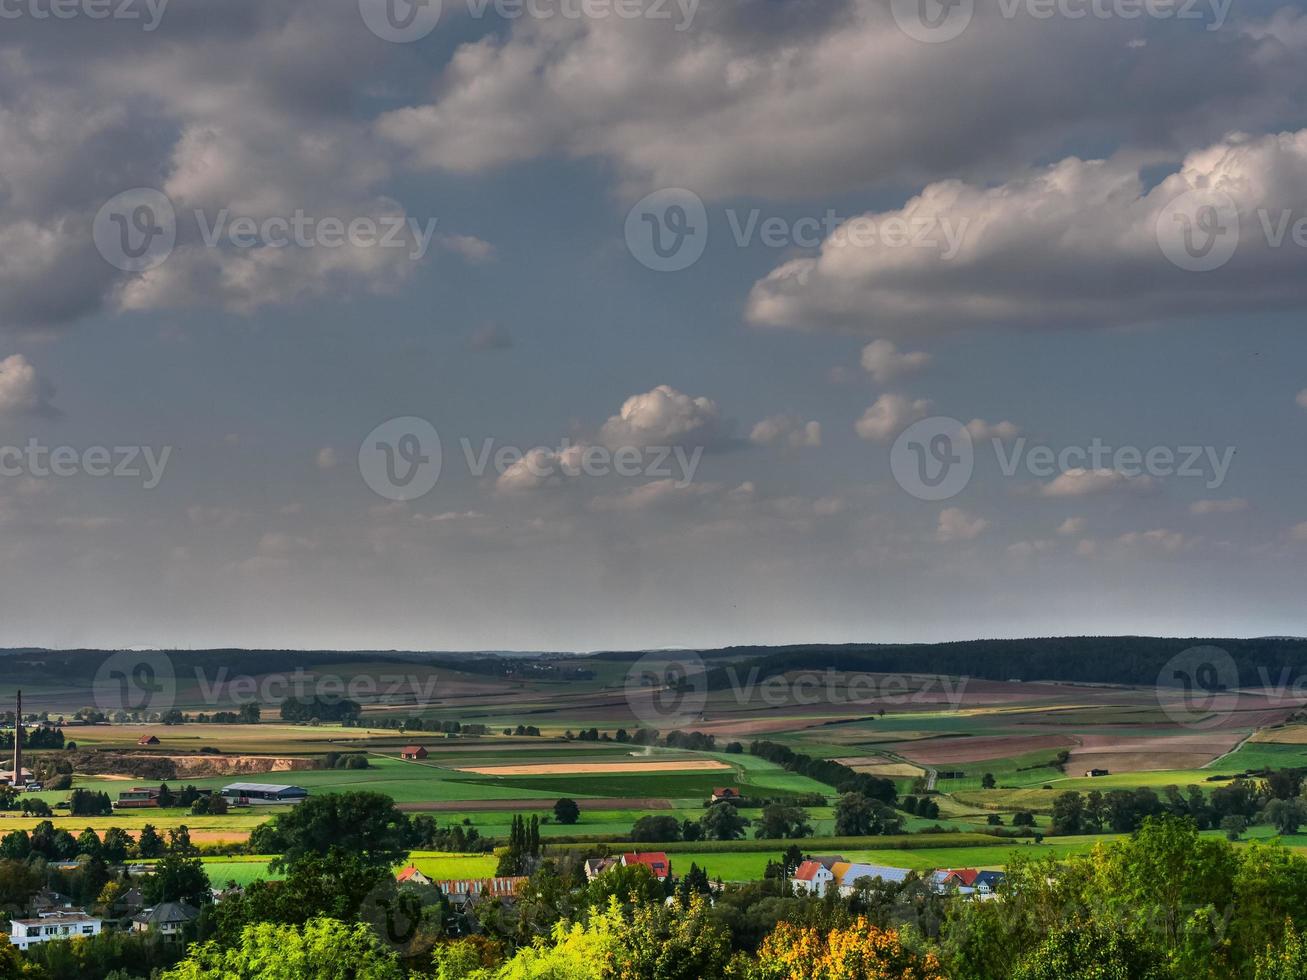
[440,234,497,264]
[860,340,930,384]
[1190,498,1249,515]
[467,322,513,351]
[1292,522,1307,542]
[748,128,1307,335]
[854,394,930,443]
[936,507,989,542]
[589,479,723,513]
[750,416,822,449]
[599,385,732,450]
[495,445,588,494]
[1057,517,1087,537]
[1297,389,1307,410]
[1040,469,1154,498]
[315,447,338,470]
[0,354,55,417]
[1114,529,1190,553]
[377,4,1305,200]
[965,418,1020,441]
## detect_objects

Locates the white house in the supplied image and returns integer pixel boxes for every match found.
[8,912,102,950]
[791,860,836,897]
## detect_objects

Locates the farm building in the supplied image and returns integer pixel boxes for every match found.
[401,745,429,760]
[931,869,980,894]
[620,852,672,881]
[710,787,740,803]
[219,782,308,805]
[1085,768,1110,778]
[137,735,160,746]
[115,787,162,809]
[431,877,528,912]
[832,862,913,897]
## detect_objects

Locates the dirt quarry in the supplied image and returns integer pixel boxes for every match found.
[72,751,317,780]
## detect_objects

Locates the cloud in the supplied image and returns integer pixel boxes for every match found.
[1057,517,1087,537]
[1113,529,1190,553]
[440,234,496,264]
[860,340,931,384]
[1039,469,1155,498]
[495,445,588,494]
[588,479,724,513]
[1297,390,1307,410]
[937,507,989,542]
[747,128,1307,335]
[467,322,514,352]
[750,416,822,449]
[965,418,1020,441]
[0,354,57,417]
[1190,498,1249,515]
[376,4,1305,200]
[599,385,734,451]
[315,448,338,470]
[854,394,930,443]
[1292,522,1307,542]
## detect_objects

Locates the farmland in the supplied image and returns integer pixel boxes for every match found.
[5,643,1307,885]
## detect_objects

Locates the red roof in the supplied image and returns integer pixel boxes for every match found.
[712,787,739,796]
[940,868,980,886]
[794,860,827,882]
[622,852,671,878]
[401,745,427,754]
[396,865,427,882]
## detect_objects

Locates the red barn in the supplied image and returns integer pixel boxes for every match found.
[401,745,428,760]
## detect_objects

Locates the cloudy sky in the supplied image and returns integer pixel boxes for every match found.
[1,0,1306,650]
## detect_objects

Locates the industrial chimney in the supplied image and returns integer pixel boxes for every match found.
[12,690,21,786]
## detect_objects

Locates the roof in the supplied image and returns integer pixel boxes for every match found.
[622,852,671,877]
[839,863,912,886]
[11,913,98,927]
[433,877,527,899]
[794,860,830,882]
[402,745,427,753]
[396,865,428,882]
[220,783,306,794]
[712,787,739,796]
[973,871,1005,889]
[935,868,980,886]
[133,902,200,925]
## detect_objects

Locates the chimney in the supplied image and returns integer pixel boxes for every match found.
[13,690,21,785]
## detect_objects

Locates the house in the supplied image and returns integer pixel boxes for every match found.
[584,857,620,881]
[132,901,199,940]
[972,871,1005,897]
[219,783,309,805]
[432,877,528,912]
[109,888,146,918]
[620,852,672,881]
[137,735,160,746]
[931,868,980,894]
[29,889,77,916]
[401,745,429,761]
[791,860,836,897]
[0,767,32,786]
[710,788,740,804]
[1085,768,1110,778]
[832,862,913,897]
[396,865,432,886]
[115,787,162,809]
[8,912,103,951]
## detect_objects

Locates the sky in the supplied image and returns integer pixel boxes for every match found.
[1,0,1306,650]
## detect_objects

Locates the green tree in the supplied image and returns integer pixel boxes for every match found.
[1050,792,1084,835]
[834,792,902,836]
[1223,815,1249,841]
[700,801,749,841]
[1011,920,1170,979]
[137,824,166,859]
[1265,800,1307,836]
[142,850,211,908]
[162,917,404,980]
[630,815,681,843]
[753,804,813,840]
[552,799,580,825]
[982,773,997,789]
[249,792,410,871]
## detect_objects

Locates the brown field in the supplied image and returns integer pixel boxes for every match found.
[897,734,1079,765]
[397,797,675,812]
[454,760,732,776]
[1066,731,1243,772]
[1253,725,1307,744]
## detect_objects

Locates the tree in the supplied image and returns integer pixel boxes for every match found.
[1264,800,1307,836]
[161,917,404,979]
[249,792,410,871]
[631,815,681,843]
[1256,919,1307,980]
[982,773,997,789]
[142,850,211,908]
[553,799,580,826]
[1050,792,1084,835]
[102,827,133,864]
[835,792,902,836]
[137,824,166,858]
[584,865,666,910]
[1012,811,1036,828]
[1223,815,1249,841]
[754,804,813,840]
[1011,920,1169,979]
[700,801,749,841]
[77,828,103,859]
[754,917,945,979]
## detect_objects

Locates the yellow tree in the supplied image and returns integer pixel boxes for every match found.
[754,918,945,980]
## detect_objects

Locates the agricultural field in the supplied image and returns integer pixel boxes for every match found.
[6,648,1307,880]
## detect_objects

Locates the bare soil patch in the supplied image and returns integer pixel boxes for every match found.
[455,760,731,776]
